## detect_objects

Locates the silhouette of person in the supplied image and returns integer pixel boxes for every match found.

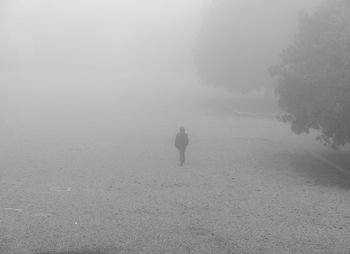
[175,127,189,166]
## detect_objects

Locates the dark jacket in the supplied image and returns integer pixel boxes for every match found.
[175,132,189,151]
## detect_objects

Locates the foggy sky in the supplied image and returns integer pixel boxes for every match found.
[0,0,322,122]
[199,0,322,92]
[0,0,207,120]
[2,0,205,71]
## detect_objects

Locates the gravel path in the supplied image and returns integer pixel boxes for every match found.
[0,113,350,253]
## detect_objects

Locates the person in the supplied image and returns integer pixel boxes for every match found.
[175,126,189,166]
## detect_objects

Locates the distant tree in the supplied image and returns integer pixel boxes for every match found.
[271,0,350,148]
[195,0,320,100]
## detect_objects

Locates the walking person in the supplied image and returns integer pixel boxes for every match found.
[175,127,189,166]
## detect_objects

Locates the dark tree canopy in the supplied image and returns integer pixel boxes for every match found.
[272,0,350,148]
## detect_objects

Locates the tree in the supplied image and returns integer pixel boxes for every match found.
[195,0,321,100]
[271,0,350,148]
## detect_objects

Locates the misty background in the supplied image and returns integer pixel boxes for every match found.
[0,0,323,126]
[3,1,350,253]
[0,0,327,160]
[0,0,206,122]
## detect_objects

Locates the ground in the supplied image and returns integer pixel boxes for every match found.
[0,100,350,254]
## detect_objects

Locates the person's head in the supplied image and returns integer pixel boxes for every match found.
[180,126,185,132]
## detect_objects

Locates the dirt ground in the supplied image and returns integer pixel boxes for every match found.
[1,102,350,254]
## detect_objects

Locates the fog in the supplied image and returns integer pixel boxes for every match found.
[1,0,207,127]
[4,1,350,253]
[0,0,323,125]
[205,0,322,92]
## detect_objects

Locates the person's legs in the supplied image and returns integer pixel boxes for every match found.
[179,149,185,166]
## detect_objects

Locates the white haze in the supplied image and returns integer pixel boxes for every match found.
[0,0,322,129]
[1,0,206,123]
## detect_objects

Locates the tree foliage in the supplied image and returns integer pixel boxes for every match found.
[272,0,350,148]
[195,0,319,96]
[196,0,270,93]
